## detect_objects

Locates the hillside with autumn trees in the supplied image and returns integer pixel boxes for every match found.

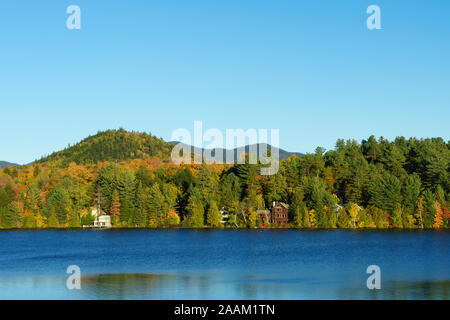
[0,129,448,229]
[37,128,174,166]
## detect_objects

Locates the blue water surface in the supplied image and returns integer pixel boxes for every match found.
[0,229,448,299]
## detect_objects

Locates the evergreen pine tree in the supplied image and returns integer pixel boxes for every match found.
[423,190,436,228]
[187,194,204,227]
[133,182,147,227]
[47,210,60,228]
[148,183,167,227]
[337,207,350,228]
[206,201,222,227]
[391,203,403,228]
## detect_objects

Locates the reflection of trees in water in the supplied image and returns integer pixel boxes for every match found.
[337,280,450,300]
[78,273,450,299]
[80,273,220,299]
[78,273,283,299]
[2,273,448,299]
[81,274,172,299]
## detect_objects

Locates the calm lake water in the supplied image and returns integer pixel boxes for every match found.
[0,229,448,299]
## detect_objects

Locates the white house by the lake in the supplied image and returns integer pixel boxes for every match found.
[94,215,111,228]
[82,206,111,228]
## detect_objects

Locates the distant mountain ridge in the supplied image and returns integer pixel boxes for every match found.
[170,142,303,162]
[0,161,19,168]
[30,129,303,166]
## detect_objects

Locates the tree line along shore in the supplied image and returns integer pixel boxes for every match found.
[0,130,448,229]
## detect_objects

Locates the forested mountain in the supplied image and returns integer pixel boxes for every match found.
[35,129,302,167]
[0,132,448,229]
[0,161,19,169]
[37,129,173,166]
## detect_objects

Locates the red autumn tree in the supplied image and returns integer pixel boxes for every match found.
[110,190,121,219]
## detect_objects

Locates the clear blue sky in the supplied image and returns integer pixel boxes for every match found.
[1,0,449,164]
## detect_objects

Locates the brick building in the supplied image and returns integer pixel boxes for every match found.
[271,202,290,225]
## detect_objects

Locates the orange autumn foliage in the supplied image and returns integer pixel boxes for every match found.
[433,201,444,229]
